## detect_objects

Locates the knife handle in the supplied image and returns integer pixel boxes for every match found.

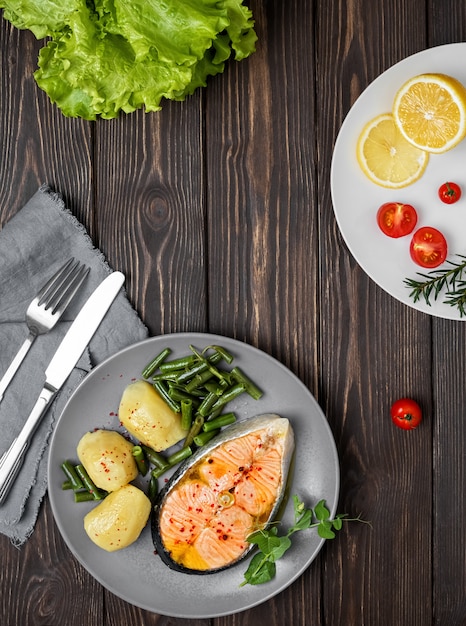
[0,385,56,504]
[0,439,29,504]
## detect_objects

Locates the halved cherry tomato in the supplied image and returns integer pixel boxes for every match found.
[438,181,461,204]
[390,398,422,430]
[410,226,447,268]
[376,202,418,238]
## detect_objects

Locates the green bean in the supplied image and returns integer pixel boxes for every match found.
[132,445,149,475]
[75,465,105,500]
[61,460,84,490]
[180,399,193,430]
[230,366,263,400]
[211,383,246,412]
[167,445,193,466]
[189,345,230,384]
[151,371,180,382]
[150,446,193,479]
[197,391,218,417]
[151,465,169,479]
[185,368,215,393]
[148,475,158,503]
[74,491,96,503]
[176,351,223,383]
[167,385,200,404]
[153,380,181,413]
[184,414,204,447]
[141,445,170,470]
[204,381,227,396]
[193,429,220,447]
[159,355,196,373]
[203,412,236,432]
[205,345,234,364]
[141,348,172,378]
[61,480,73,490]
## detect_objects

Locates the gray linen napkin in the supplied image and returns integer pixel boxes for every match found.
[0,184,148,545]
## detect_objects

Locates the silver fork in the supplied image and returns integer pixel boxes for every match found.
[0,258,90,403]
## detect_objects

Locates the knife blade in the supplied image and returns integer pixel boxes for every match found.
[0,271,125,504]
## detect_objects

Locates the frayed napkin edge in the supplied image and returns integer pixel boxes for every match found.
[39,183,148,336]
[39,183,112,273]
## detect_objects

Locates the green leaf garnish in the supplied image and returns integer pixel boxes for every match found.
[240,495,368,587]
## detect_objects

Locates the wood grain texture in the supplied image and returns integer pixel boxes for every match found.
[93,97,208,336]
[1,0,466,624]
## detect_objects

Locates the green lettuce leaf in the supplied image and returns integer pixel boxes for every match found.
[0,0,81,38]
[0,0,257,119]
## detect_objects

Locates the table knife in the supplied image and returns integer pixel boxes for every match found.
[0,271,125,504]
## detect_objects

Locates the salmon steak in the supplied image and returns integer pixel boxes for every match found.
[152,413,295,574]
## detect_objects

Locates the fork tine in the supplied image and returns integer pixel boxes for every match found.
[36,257,76,306]
[50,264,90,315]
[38,259,88,311]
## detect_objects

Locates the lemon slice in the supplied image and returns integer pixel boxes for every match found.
[393,73,466,153]
[356,113,429,188]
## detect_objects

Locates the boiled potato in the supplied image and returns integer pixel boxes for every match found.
[77,429,138,492]
[119,380,188,451]
[84,484,151,552]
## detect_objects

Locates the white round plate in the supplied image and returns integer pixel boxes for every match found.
[48,333,339,618]
[331,42,466,320]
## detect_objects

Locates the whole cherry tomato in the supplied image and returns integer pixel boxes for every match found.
[390,398,422,430]
[376,202,418,238]
[410,226,447,268]
[438,181,461,204]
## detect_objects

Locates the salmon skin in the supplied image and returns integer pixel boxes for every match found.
[151,413,295,574]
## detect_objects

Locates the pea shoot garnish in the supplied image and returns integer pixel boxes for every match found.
[240,495,368,587]
[404,254,466,316]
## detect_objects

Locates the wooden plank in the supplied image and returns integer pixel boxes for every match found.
[432,321,466,624]
[316,0,433,624]
[429,3,466,624]
[92,98,208,337]
[208,1,322,624]
[428,0,466,626]
[205,0,319,376]
[0,24,93,227]
[428,0,466,44]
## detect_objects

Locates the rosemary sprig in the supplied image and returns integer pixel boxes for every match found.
[404,254,466,316]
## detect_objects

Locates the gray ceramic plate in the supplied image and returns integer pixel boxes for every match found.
[48,333,339,618]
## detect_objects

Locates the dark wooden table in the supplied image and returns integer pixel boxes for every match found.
[1,1,466,624]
